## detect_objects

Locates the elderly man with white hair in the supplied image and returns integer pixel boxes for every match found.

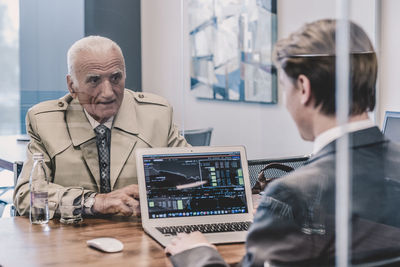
[14,36,189,218]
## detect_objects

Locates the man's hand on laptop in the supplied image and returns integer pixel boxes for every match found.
[92,184,141,216]
[165,232,216,256]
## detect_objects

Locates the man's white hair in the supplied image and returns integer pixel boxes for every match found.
[67,35,125,79]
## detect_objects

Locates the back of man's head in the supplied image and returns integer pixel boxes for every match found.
[273,19,377,116]
[67,36,125,79]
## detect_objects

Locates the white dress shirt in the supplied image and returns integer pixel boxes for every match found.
[83,109,114,130]
[313,119,375,154]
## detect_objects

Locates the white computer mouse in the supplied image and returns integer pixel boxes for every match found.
[87,237,124,253]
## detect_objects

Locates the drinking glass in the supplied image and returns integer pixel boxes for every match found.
[59,187,84,224]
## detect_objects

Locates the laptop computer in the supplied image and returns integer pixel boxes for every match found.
[382,111,400,142]
[135,146,254,247]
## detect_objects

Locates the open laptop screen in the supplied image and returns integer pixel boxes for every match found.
[382,111,400,142]
[142,151,248,219]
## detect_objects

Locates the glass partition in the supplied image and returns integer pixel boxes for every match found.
[0,0,20,218]
[0,0,19,135]
[144,0,400,266]
[1,0,400,266]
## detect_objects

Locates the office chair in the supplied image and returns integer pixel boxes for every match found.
[0,167,7,215]
[13,161,23,188]
[180,127,213,146]
[0,169,14,196]
[247,155,310,188]
[2,161,23,217]
[0,166,14,217]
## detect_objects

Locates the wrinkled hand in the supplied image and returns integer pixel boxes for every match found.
[92,184,140,216]
[165,232,215,256]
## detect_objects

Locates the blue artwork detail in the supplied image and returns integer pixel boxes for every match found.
[190,17,218,35]
[189,0,277,104]
[215,69,241,99]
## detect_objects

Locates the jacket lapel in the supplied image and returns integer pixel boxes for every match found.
[109,130,137,189]
[66,98,100,190]
[109,90,139,189]
[80,140,101,191]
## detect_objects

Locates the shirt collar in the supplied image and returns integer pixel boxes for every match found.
[83,109,114,130]
[313,119,375,154]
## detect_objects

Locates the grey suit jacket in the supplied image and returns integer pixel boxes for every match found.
[14,89,189,218]
[170,127,400,267]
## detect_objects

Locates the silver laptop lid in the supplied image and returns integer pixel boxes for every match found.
[136,146,253,225]
[382,111,400,142]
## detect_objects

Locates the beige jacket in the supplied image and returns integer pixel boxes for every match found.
[14,89,189,217]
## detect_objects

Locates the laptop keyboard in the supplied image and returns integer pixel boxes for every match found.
[156,221,252,236]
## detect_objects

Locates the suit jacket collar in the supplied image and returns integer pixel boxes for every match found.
[113,90,139,135]
[109,90,139,188]
[66,95,96,147]
[66,90,139,147]
[66,90,139,190]
[309,127,387,163]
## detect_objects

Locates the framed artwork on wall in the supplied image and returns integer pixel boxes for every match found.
[189,0,277,104]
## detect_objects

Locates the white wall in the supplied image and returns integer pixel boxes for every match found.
[379,0,400,126]
[141,0,376,160]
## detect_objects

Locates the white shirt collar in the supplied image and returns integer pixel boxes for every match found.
[313,119,375,154]
[83,109,114,130]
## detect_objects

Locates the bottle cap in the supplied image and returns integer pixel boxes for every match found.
[32,153,44,161]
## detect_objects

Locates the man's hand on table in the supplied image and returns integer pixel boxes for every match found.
[165,232,216,256]
[92,184,140,216]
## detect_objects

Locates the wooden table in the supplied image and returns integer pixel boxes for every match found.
[0,216,245,267]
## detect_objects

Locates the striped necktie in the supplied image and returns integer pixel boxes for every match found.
[94,125,111,193]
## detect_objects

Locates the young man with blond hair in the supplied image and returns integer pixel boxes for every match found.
[166,19,400,267]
